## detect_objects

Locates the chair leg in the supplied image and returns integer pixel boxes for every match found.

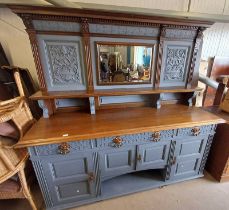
[18,167,38,210]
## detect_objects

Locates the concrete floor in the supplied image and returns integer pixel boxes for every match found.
[1,173,229,210]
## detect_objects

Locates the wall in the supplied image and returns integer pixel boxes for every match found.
[0,8,38,86]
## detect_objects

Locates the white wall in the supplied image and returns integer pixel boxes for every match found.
[0,8,38,85]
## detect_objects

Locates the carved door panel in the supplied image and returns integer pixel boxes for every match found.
[39,152,97,206]
[37,34,86,91]
[159,40,193,88]
[99,145,136,180]
[167,136,208,180]
[136,141,170,171]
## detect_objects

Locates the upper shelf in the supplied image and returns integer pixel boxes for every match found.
[30,87,203,100]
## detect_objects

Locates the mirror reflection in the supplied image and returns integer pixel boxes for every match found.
[97,43,154,84]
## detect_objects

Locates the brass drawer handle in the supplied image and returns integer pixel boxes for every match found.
[88,172,95,182]
[112,136,123,148]
[192,127,200,136]
[137,154,142,162]
[152,131,161,142]
[58,142,70,155]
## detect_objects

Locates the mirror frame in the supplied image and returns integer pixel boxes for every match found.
[95,41,155,86]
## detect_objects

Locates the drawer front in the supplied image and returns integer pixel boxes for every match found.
[99,145,136,180]
[30,129,176,156]
[136,140,171,171]
[33,152,97,207]
[30,140,96,156]
[177,125,215,137]
[96,130,176,149]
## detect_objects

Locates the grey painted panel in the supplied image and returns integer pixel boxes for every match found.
[136,141,170,171]
[55,98,88,108]
[57,181,90,199]
[99,145,136,179]
[37,34,86,91]
[90,37,157,89]
[33,20,81,32]
[160,41,193,88]
[89,23,160,37]
[38,152,96,206]
[169,136,208,180]
[175,159,198,174]
[179,139,204,156]
[51,159,86,178]
[165,29,197,39]
[99,95,152,105]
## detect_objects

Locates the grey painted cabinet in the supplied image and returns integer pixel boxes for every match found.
[34,152,97,206]
[29,125,216,210]
[99,145,136,180]
[136,141,170,171]
[168,136,208,180]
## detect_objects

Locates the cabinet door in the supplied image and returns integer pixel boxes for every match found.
[99,145,136,180]
[167,136,208,180]
[136,141,170,171]
[39,152,97,206]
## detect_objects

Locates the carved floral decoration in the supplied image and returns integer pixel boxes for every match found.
[47,44,82,85]
[164,47,187,81]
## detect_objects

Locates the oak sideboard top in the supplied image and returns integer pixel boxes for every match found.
[16,104,224,148]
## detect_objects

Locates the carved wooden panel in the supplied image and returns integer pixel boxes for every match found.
[37,35,86,91]
[89,23,160,37]
[159,41,193,87]
[33,20,81,32]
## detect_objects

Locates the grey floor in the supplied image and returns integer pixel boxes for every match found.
[1,173,229,210]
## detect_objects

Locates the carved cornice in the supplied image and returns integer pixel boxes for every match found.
[18,13,34,29]
[80,18,90,34]
[162,24,199,30]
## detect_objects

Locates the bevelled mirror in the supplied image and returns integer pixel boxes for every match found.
[96,42,155,85]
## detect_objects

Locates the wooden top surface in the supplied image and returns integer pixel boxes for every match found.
[30,87,202,100]
[16,105,225,148]
[203,106,229,123]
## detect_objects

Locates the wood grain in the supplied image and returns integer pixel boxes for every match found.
[30,87,203,100]
[15,104,224,148]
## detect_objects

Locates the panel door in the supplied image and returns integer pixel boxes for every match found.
[136,141,170,171]
[99,145,136,180]
[40,152,97,206]
[168,136,208,180]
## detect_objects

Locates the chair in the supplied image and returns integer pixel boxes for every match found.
[0,67,37,209]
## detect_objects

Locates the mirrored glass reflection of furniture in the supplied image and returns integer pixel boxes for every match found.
[96,42,154,85]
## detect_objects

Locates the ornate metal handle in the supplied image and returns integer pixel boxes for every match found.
[112,136,123,148]
[192,127,200,136]
[152,131,161,142]
[172,156,177,165]
[58,142,70,155]
[88,172,95,182]
[137,154,142,162]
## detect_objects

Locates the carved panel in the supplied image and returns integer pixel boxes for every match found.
[165,29,197,39]
[89,23,160,37]
[46,43,82,85]
[37,35,86,91]
[163,47,188,81]
[33,20,81,32]
[159,41,193,87]
[177,125,215,137]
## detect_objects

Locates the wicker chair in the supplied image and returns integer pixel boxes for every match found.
[0,67,37,209]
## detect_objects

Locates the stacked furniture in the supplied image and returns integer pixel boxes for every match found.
[10,5,224,210]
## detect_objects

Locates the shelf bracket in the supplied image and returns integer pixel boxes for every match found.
[89,97,96,115]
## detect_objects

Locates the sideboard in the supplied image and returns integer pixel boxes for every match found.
[9,5,225,210]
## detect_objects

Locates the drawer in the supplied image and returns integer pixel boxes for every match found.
[96,130,176,149]
[177,125,215,137]
[30,140,96,156]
